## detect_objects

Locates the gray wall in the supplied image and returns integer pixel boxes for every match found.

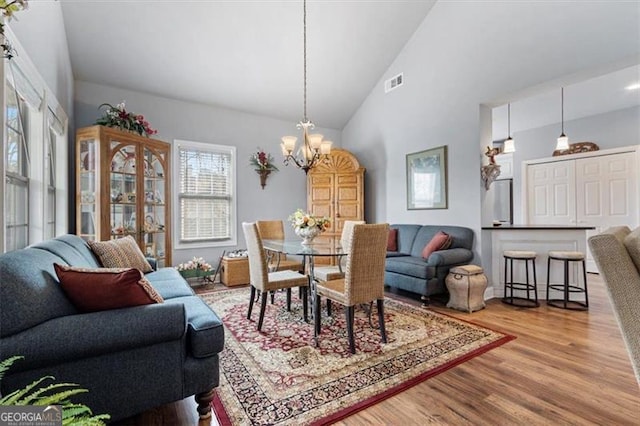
[341,1,640,266]
[74,80,342,265]
[511,105,640,223]
[8,1,74,119]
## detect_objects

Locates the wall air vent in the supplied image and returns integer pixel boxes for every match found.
[384,73,403,93]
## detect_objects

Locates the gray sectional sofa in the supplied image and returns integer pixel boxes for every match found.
[385,224,474,303]
[0,234,224,422]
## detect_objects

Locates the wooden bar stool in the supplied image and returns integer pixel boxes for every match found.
[503,250,539,308]
[546,251,589,310]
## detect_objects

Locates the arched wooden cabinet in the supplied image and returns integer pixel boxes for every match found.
[307,148,365,240]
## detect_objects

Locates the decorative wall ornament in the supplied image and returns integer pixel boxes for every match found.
[481,146,501,190]
[249,148,278,189]
[552,141,600,157]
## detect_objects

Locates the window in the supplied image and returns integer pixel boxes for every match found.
[175,140,236,248]
[5,84,29,251]
[45,127,56,239]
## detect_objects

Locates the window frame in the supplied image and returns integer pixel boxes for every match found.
[173,139,237,250]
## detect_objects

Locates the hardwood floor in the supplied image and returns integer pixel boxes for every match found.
[116,274,639,425]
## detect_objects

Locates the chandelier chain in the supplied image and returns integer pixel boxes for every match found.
[561,87,564,134]
[303,0,307,122]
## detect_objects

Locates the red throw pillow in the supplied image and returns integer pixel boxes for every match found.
[421,231,453,259]
[387,228,398,251]
[54,264,164,313]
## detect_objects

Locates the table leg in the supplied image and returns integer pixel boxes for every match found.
[308,255,319,347]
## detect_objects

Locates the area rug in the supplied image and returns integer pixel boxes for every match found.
[201,288,513,425]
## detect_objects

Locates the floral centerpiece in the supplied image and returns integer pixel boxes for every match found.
[176,257,213,279]
[94,102,157,137]
[289,209,331,244]
[250,148,278,189]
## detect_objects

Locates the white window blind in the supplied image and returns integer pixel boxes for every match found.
[178,144,233,242]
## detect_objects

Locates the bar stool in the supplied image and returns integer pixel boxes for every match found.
[502,250,539,307]
[546,251,589,310]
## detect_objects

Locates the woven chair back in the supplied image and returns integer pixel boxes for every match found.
[242,222,269,291]
[256,220,285,240]
[344,223,389,305]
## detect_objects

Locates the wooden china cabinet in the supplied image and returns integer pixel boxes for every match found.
[75,125,172,267]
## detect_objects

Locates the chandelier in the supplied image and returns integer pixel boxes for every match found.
[280,0,332,174]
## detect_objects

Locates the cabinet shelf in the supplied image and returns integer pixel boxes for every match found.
[76,125,172,267]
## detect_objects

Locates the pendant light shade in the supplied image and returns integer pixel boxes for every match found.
[556,87,570,150]
[502,103,515,153]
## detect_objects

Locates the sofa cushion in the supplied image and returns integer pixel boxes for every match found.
[163,296,225,357]
[385,256,434,280]
[146,268,195,299]
[623,227,640,273]
[421,231,452,259]
[0,249,77,337]
[31,237,101,268]
[54,264,164,312]
[387,228,398,251]
[88,236,153,273]
[409,225,474,258]
[390,225,422,254]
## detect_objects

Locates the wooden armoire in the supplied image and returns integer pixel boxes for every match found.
[307,148,365,239]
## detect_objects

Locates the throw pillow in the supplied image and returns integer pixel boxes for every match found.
[88,236,153,273]
[54,264,163,312]
[421,231,453,259]
[387,228,398,252]
[623,227,640,273]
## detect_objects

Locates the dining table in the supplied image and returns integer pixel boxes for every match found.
[262,236,348,344]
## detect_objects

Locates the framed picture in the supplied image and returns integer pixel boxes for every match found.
[406,145,448,210]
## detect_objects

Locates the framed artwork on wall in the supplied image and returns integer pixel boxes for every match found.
[406,145,448,210]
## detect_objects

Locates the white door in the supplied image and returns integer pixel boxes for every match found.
[527,161,576,225]
[576,152,639,271]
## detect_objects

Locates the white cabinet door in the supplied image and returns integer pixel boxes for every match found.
[527,161,576,225]
[576,152,639,271]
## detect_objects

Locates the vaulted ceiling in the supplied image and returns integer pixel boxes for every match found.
[60,0,436,130]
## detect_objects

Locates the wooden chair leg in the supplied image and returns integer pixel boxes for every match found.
[377,299,387,343]
[302,286,308,322]
[271,290,275,304]
[326,299,332,316]
[286,288,292,311]
[346,305,355,354]
[257,291,268,331]
[247,286,256,319]
[314,295,322,336]
[195,388,214,419]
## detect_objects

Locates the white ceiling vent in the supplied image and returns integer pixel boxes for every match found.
[384,73,403,93]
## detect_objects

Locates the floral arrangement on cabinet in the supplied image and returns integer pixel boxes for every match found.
[94,101,157,137]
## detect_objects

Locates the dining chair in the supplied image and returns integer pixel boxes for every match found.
[256,220,304,272]
[243,222,309,331]
[313,220,365,282]
[314,223,389,354]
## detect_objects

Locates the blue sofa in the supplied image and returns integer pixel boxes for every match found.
[0,234,224,421]
[385,225,474,303]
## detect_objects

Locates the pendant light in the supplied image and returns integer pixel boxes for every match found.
[503,103,515,153]
[556,87,569,150]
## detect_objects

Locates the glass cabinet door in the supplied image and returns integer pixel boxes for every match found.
[109,141,138,241]
[142,146,168,267]
[78,137,99,241]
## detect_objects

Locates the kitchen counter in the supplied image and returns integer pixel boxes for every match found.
[482,224,595,230]
[481,226,591,300]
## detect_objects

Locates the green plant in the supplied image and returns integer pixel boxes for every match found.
[0,356,110,425]
[249,148,279,171]
[1,0,29,59]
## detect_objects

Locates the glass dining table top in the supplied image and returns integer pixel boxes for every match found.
[262,237,347,257]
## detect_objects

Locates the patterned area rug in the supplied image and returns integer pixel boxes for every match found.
[202,288,513,426]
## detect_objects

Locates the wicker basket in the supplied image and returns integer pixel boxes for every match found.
[221,256,250,286]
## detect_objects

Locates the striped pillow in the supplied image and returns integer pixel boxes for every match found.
[88,236,153,273]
